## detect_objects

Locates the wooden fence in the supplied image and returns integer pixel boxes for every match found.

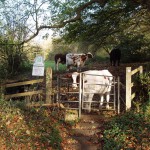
[126,66,143,110]
[1,67,52,105]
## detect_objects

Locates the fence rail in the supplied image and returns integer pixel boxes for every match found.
[1,67,52,105]
[126,66,143,110]
[5,79,43,88]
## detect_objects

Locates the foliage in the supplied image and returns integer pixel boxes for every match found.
[58,0,150,62]
[0,40,31,78]
[118,33,150,63]
[0,99,63,149]
[133,72,150,111]
[102,111,150,150]
[0,0,149,67]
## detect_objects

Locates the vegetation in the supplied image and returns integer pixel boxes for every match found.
[0,0,150,149]
[0,99,64,150]
[133,71,150,112]
[0,0,150,77]
[102,109,150,150]
[101,71,150,150]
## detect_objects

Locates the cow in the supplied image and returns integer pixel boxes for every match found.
[54,53,67,71]
[66,52,93,71]
[69,70,113,112]
[109,48,121,66]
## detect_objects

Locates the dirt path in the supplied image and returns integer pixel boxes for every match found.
[62,112,114,150]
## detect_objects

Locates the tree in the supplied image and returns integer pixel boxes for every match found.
[57,0,150,59]
[0,0,149,64]
[0,0,149,45]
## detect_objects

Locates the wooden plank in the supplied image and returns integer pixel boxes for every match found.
[131,68,140,75]
[5,90,44,100]
[5,79,43,88]
[131,66,143,75]
[26,103,65,108]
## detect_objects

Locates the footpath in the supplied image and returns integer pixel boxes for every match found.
[62,112,113,150]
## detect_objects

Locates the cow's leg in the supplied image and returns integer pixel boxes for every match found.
[56,58,61,71]
[66,65,70,71]
[84,93,94,113]
[106,92,110,109]
[76,62,81,72]
[99,95,104,109]
[56,61,59,71]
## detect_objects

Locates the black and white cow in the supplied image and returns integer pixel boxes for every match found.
[70,70,113,112]
[54,52,93,71]
[66,52,93,71]
[54,53,67,71]
[109,48,121,66]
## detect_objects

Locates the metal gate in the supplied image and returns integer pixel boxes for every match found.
[56,73,120,118]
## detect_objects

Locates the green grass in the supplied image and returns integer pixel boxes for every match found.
[45,60,67,71]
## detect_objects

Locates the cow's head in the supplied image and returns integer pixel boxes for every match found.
[86,52,93,58]
[72,72,80,89]
[79,52,93,65]
[64,72,80,89]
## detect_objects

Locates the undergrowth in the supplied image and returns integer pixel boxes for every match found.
[0,99,64,150]
[102,108,150,150]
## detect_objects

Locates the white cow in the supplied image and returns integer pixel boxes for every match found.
[71,70,113,112]
[66,52,93,71]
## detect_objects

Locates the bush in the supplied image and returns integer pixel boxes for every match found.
[102,111,150,150]
[133,72,150,112]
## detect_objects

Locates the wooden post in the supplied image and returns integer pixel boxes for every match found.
[126,67,132,110]
[45,67,52,104]
[139,66,143,74]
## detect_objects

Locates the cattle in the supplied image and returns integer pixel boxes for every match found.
[66,52,93,71]
[109,48,121,66]
[70,70,113,112]
[54,53,67,71]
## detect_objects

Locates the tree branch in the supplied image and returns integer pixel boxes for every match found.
[20,0,107,45]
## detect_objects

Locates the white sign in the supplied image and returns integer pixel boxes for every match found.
[32,66,44,76]
[33,55,44,66]
[32,56,45,76]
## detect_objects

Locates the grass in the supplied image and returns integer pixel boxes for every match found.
[45,60,66,71]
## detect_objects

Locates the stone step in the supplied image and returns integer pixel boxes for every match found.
[72,122,101,130]
[80,111,115,121]
[71,128,100,137]
[80,114,105,122]
[64,136,101,150]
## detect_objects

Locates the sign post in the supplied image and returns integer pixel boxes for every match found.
[32,56,44,76]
